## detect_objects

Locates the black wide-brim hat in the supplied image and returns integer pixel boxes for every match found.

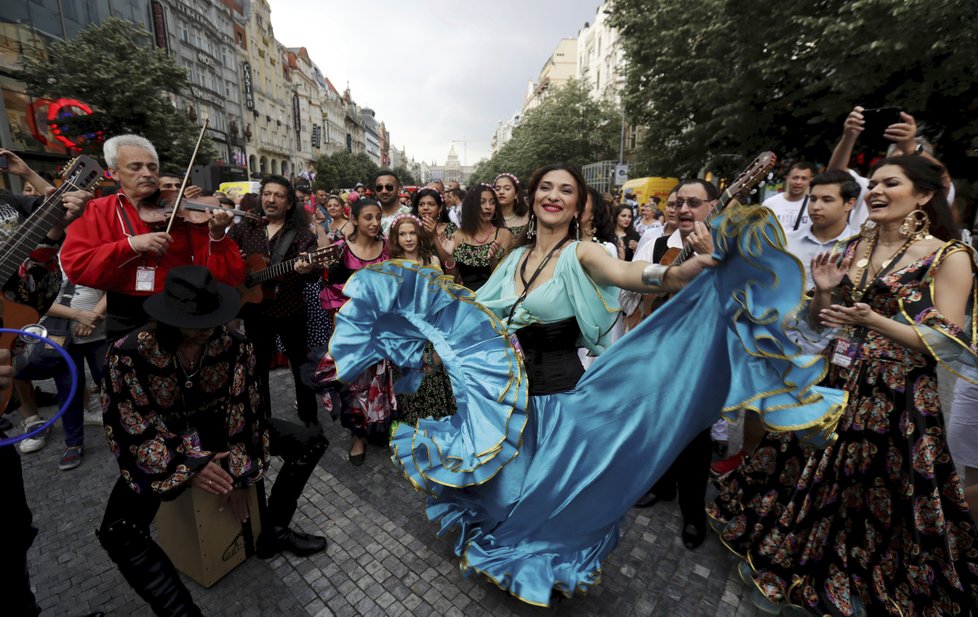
[143,265,240,329]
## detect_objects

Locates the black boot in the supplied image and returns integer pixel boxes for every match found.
[97,520,203,617]
[256,525,327,558]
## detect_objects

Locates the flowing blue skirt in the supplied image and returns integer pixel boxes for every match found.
[317,207,846,607]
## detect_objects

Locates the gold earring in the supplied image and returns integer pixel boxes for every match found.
[900,209,930,240]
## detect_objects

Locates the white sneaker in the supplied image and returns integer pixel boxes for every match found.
[18,417,48,454]
[87,389,101,412]
[83,409,103,426]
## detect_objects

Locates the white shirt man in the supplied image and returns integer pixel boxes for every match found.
[762,163,814,232]
[784,170,859,291]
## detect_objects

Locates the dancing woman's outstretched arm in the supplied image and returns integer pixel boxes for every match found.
[578,221,718,294]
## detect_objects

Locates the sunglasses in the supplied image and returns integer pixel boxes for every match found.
[674,197,710,209]
[375,183,395,192]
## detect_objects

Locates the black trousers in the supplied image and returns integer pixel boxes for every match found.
[650,427,712,526]
[246,314,319,427]
[0,443,40,616]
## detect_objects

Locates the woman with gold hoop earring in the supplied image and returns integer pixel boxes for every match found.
[728,155,978,616]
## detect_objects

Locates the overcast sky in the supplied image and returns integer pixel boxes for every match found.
[272,0,603,166]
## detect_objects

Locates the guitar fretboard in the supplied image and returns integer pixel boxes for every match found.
[0,180,78,285]
[244,255,305,287]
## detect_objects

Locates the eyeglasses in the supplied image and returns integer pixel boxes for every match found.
[674,197,710,209]
[375,183,395,192]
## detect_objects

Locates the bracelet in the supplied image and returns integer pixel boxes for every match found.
[209,231,226,242]
[641,263,670,290]
[444,258,456,270]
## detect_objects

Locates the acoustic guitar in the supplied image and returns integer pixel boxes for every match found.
[0,155,105,414]
[238,244,342,306]
[623,151,777,331]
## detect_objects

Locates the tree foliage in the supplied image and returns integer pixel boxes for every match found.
[393,166,417,186]
[470,79,620,184]
[16,17,215,167]
[610,0,978,178]
[314,150,380,190]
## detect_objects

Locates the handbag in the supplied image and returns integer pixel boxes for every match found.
[14,283,75,381]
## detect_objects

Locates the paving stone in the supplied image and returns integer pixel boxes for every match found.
[18,369,768,617]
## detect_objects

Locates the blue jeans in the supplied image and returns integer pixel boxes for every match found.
[58,339,107,448]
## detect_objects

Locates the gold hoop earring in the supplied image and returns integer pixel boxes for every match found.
[899,209,931,240]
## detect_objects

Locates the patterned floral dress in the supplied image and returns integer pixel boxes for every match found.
[719,240,978,616]
[321,239,396,443]
[102,326,269,496]
[392,341,457,426]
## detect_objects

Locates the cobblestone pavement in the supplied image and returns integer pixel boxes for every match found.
[29,363,954,617]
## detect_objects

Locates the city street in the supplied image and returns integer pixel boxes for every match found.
[18,367,768,617]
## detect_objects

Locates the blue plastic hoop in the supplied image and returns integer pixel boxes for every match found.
[0,327,80,448]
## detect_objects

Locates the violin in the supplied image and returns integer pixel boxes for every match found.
[135,117,267,234]
[138,190,264,226]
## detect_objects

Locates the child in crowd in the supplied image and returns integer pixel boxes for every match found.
[387,214,440,269]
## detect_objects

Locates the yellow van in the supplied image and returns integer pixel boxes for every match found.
[218,181,262,202]
[619,177,679,208]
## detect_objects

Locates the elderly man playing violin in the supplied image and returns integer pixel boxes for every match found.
[61,134,245,342]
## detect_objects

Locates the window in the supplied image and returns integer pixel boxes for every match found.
[27,0,64,38]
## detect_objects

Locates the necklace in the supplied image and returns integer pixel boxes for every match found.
[473,226,495,244]
[175,347,202,389]
[851,234,916,302]
[507,236,572,324]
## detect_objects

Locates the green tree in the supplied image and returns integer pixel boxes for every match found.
[470,79,620,184]
[393,166,417,186]
[314,151,379,190]
[610,0,978,178]
[15,17,215,168]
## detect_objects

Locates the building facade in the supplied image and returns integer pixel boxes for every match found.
[360,107,380,165]
[427,145,473,186]
[576,3,625,104]
[490,110,521,154]
[240,0,292,177]
[0,0,152,188]
[521,37,578,114]
[1,0,407,189]
[154,0,247,169]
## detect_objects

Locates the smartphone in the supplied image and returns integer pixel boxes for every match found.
[0,154,8,170]
[861,107,902,139]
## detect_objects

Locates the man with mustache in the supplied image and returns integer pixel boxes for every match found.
[228,175,321,429]
[61,134,243,342]
[630,178,717,550]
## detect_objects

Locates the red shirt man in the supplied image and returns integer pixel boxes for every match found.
[60,135,244,339]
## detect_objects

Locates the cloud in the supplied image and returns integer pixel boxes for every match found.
[271,0,599,165]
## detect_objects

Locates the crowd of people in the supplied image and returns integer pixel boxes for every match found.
[0,101,976,616]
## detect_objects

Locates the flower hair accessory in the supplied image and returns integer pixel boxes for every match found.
[478,183,498,195]
[414,186,444,205]
[493,172,521,188]
[388,213,425,230]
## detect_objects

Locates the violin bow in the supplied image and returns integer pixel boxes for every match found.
[165,117,209,235]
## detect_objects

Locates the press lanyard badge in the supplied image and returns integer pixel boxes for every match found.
[831,334,862,368]
[135,266,157,292]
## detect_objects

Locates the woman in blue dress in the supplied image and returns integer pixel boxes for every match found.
[314,163,845,606]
